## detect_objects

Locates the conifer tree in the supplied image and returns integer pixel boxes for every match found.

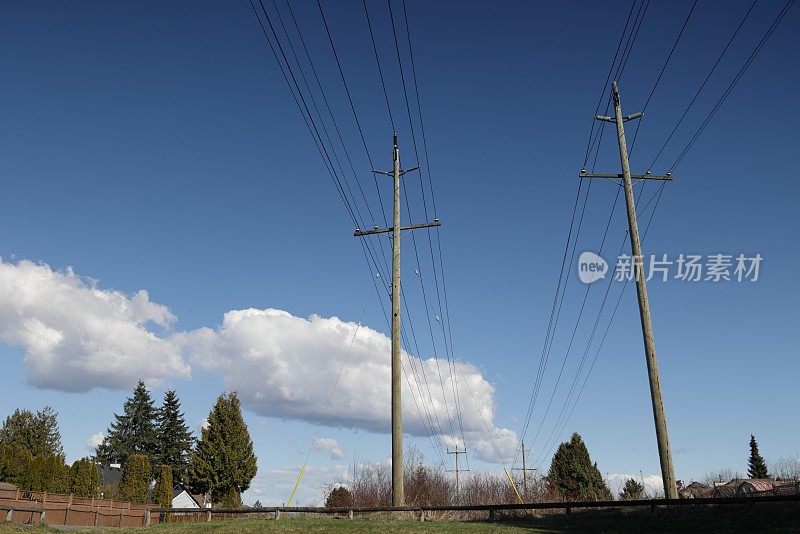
[0,443,32,485]
[24,454,70,492]
[153,464,173,522]
[0,407,63,457]
[70,458,100,498]
[187,392,257,505]
[547,432,612,501]
[155,390,194,482]
[619,478,645,500]
[118,453,151,504]
[96,381,158,467]
[747,434,770,479]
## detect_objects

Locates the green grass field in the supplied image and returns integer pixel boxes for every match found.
[1,503,799,532]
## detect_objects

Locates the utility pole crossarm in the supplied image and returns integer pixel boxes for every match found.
[354,219,441,237]
[579,171,673,181]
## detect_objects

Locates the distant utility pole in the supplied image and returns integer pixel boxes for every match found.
[354,133,441,507]
[512,440,536,500]
[581,81,678,499]
[447,449,469,504]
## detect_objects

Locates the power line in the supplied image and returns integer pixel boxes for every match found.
[628,0,700,155]
[316,0,390,228]
[670,0,796,170]
[247,0,448,464]
[647,0,758,171]
[363,0,396,132]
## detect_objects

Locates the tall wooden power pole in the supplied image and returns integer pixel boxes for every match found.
[355,133,440,507]
[581,81,678,499]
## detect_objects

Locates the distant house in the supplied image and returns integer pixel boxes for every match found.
[172,484,208,509]
[97,464,123,496]
[680,481,710,499]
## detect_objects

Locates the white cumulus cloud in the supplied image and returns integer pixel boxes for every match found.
[313,437,344,460]
[177,308,517,462]
[86,432,105,453]
[0,259,189,391]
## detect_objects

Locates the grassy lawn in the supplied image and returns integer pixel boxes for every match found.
[1,503,799,532]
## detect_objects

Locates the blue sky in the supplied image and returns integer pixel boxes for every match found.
[0,0,798,504]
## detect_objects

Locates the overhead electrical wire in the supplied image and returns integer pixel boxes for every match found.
[248,0,449,464]
[646,0,758,171]
[670,0,796,170]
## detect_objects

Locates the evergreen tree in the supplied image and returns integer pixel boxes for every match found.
[747,434,770,479]
[155,390,194,482]
[153,464,173,522]
[24,454,70,492]
[547,433,612,501]
[96,381,158,467]
[118,453,151,504]
[0,407,63,457]
[187,392,257,505]
[70,458,100,498]
[0,442,33,485]
[325,486,354,507]
[619,478,645,500]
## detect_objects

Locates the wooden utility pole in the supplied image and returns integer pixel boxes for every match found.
[512,440,536,500]
[446,449,469,504]
[355,133,440,507]
[581,81,678,499]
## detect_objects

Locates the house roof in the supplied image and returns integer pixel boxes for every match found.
[96,464,123,487]
[739,480,775,492]
[172,483,203,507]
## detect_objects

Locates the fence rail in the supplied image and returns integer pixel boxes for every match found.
[150,493,800,523]
[1,503,46,525]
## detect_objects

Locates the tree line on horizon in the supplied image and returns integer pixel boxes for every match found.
[0,381,257,508]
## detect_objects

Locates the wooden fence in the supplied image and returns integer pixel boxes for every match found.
[0,488,149,527]
[4,491,799,527]
[149,493,800,524]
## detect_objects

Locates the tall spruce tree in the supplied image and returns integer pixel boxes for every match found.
[187,392,257,505]
[0,407,63,457]
[155,390,194,482]
[747,434,770,479]
[96,381,158,467]
[547,433,612,501]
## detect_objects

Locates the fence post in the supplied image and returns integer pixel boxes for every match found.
[94,507,99,526]
[6,509,13,522]
[650,502,656,515]
[348,509,353,520]
[488,508,495,522]
[275,510,281,520]
[565,505,572,516]
[206,510,212,522]
[39,510,46,526]
[145,510,151,527]
[419,509,425,522]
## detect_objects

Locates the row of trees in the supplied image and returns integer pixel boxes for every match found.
[95,382,257,505]
[0,444,102,498]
